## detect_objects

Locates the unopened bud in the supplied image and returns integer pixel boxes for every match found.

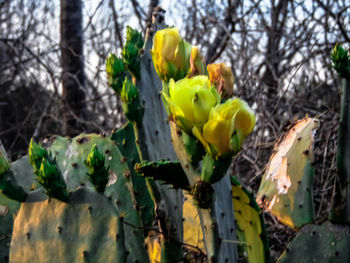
[207,63,234,99]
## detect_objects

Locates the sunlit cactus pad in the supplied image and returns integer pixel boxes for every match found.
[257,116,318,229]
[231,176,270,263]
[10,189,129,263]
[0,193,20,262]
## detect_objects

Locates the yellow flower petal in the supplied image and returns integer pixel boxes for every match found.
[151,27,191,81]
[196,97,255,158]
[203,120,232,156]
[167,76,220,132]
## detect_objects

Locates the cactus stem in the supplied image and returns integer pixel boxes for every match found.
[331,78,350,223]
[132,122,161,203]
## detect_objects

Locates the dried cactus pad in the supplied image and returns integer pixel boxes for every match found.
[256,116,318,229]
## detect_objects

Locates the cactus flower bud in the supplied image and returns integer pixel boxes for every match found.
[188,46,207,77]
[85,144,109,193]
[163,76,220,133]
[120,78,143,124]
[331,44,350,79]
[207,63,234,99]
[193,98,255,159]
[37,158,69,202]
[0,148,10,175]
[150,27,192,82]
[125,26,144,50]
[28,138,48,173]
[106,53,126,94]
[121,78,139,103]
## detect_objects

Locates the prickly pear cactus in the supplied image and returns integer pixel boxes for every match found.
[107,10,185,261]
[257,116,318,229]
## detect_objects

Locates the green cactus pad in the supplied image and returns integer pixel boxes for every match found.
[0,193,20,263]
[231,176,270,263]
[10,188,131,263]
[47,134,149,261]
[1,154,46,202]
[0,170,27,202]
[111,122,154,231]
[134,160,190,190]
[277,221,350,263]
[10,156,39,193]
[256,117,318,229]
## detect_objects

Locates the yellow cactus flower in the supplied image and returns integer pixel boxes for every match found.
[193,98,255,158]
[150,27,192,82]
[207,63,234,99]
[188,46,207,77]
[163,75,221,133]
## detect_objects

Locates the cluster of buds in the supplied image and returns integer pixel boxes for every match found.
[106,26,144,125]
